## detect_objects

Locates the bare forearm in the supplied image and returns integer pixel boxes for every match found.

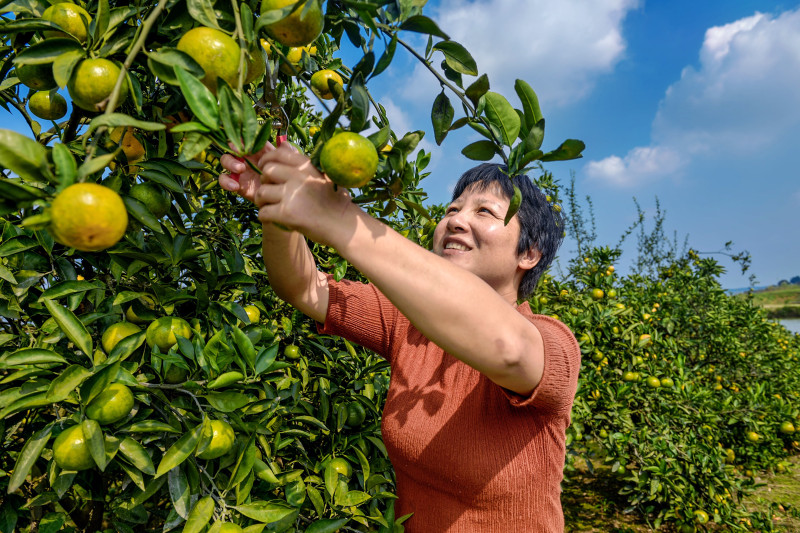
[261,223,328,323]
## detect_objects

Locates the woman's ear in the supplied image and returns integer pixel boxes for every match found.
[519,247,541,271]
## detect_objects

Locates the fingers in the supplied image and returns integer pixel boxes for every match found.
[220,154,246,174]
[218,173,241,192]
[253,183,284,207]
[257,142,310,169]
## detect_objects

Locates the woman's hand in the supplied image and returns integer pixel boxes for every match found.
[254,143,353,245]
[218,143,275,203]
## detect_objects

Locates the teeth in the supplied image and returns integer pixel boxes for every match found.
[445,242,469,251]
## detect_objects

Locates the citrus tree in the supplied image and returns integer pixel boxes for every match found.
[0,0,584,531]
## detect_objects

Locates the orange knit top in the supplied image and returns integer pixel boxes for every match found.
[319,276,581,532]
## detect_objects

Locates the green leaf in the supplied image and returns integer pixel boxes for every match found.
[91,0,110,44]
[174,66,219,130]
[233,500,297,523]
[372,32,397,78]
[168,466,191,517]
[540,139,586,162]
[184,496,215,533]
[0,348,66,367]
[45,364,92,401]
[0,129,50,183]
[186,0,221,29]
[146,48,205,86]
[205,391,252,412]
[305,518,349,533]
[399,15,449,39]
[80,362,121,405]
[431,91,454,146]
[231,326,256,369]
[504,185,521,226]
[124,420,181,433]
[42,298,92,356]
[123,196,162,233]
[461,140,498,161]
[88,114,166,136]
[465,74,490,107]
[0,18,60,33]
[12,38,83,65]
[514,79,543,130]
[255,342,279,375]
[483,92,520,146]
[119,436,155,476]
[51,143,77,186]
[82,419,106,471]
[338,490,370,506]
[394,130,425,155]
[7,424,53,493]
[39,280,104,301]
[106,331,145,364]
[227,435,256,490]
[218,83,244,153]
[155,423,204,477]
[76,152,117,181]
[432,41,477,76]
[349,76,370,133]
[52,49,83,90]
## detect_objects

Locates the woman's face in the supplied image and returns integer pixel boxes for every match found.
[432,183,536,301]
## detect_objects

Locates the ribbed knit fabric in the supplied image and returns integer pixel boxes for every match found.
[319,276,581,532]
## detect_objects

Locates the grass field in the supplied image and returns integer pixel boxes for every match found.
[737,285,800,318]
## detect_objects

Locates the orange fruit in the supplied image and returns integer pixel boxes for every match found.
[67,58,127,112]
[320,132,379,188]
[244,46,266,85]
[217,525,244,533]
[694,510,709,524]
[16,62,57,90]
[284,344,300,360]
[746,431,761,443]
[42,2,91,43]
[310,69,343,100]
[780,421,795,434]
[163,364,189,384]
[197,419,235,459]
[244,305,261,323]
[146,316,193,352]
[49,183,128,251]
[260,0,324,47]
[129,183,170,218]
[345,402,366,427]
[177,27,240,93]
[327,457,352,479]
[101,322,141,353]
[53,424,95,471]
[590,288,604,300]
[646,376,661,388]
[110,127,145,167]
[28,90,68,120]
[125,294,157,324]
[279,46,310,76]
[86,383,135,425]
[622,371,638,382]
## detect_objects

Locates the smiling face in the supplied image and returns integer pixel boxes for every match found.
[432,183,540,302]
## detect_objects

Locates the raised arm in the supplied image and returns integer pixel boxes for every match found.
[254,145,545,395]
[219,146,329,323]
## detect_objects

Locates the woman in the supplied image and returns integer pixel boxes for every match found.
[219,142,580,532]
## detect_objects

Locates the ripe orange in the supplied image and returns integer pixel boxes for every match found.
[746,431,761,443]
[16,62,57,90]
[42,2,91,43]
[101,322,141,353]
[49,183,128,251]
[279,46,311,75]
[177,27,240,93]
[345,402,366,427]
[110,127,145,167]
[310,69,343,100]
[86,383,135,425]
[197,419,235,459]
[67,58,127,112]
[724,448,736,463]
[639,334,652,345]
[320,132,379,188]
[129,183,170,218]
[590,288,604,300]
[146,316,193,352]
[53,424,95,471]
[260,0,324,47]
[28,90,68,120]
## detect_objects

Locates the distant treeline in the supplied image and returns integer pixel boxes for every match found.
[766,306,800,319]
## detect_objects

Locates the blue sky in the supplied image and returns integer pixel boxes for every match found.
[356,0,800,289]
[5,0,799,289]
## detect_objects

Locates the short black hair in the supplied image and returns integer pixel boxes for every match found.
[450,163,564,301]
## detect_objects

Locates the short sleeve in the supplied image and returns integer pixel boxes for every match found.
[316,274,402,360]
[501,313,581,414]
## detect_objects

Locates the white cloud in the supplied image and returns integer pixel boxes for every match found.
[401,0,639,108]
[585,146,686,186]
[588,7,800,187]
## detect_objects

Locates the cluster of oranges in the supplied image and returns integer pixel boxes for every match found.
[21,1,380,253]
